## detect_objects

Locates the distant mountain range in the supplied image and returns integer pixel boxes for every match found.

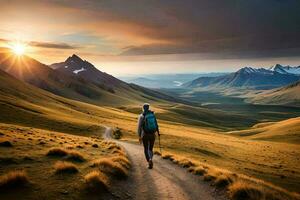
[184,64,300,89]
[269,64,300,75]
[120,73,227,89]
[0,48,181,106]
[246,80,300,107]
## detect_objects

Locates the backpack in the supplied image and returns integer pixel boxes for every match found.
[142,111,158,134]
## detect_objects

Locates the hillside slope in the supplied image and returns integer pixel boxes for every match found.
[0,48,181,106]
[228,117,300,144]
[246,81,300,107]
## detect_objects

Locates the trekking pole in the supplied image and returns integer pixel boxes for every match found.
[158,133,162,155]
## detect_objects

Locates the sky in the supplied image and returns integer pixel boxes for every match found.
[1,0,300,76]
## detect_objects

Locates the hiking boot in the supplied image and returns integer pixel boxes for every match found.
[148,159,153,169]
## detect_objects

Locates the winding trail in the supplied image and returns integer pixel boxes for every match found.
[103,127,228,200]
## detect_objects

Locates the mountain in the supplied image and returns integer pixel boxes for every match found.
[50,54,127,90]
[246,81,300,107]
[184,66,300,89]
[269,64,300,75]
[120,73,227,89]
[0,48,181,106]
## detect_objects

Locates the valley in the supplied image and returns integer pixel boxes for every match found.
[1,1,300,199]
[0,50,299,200]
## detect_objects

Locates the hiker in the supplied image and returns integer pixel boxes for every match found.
[137,103,160,169]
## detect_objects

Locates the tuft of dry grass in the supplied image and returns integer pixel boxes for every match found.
[0,170,29,189]
[46,148,68,157]
[66,150,85,162]
[84,171,109,192]
[107,143,121,150]
[154,150,161,156]
[38,141,46,145]
[0,141,13,147]
[162,153,174,160]
[91,158,128,179]
[111,149,126,156]
[229,181,264,200]
[203,169,222,182]
[192,166,206,176]
[54,161,78,174]
[111,156,131,169]
[214,174,233,188]
[46,148,85,162]
[177,158,195,168]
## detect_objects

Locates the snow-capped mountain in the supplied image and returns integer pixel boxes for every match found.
[269,64,300,75]
[184,65,300,89]
[50,54,126,87]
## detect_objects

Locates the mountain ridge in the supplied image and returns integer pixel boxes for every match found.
[184,65,300,89]
[246,80,300,107]
[0,48,183,106]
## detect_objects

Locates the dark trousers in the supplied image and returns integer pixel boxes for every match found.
[142,133,155,162]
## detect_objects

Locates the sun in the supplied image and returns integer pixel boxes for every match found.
[10,42,27,56]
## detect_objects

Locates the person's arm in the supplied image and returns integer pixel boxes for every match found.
[137,114,143,143]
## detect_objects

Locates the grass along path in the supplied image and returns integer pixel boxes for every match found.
[103,127,228,200]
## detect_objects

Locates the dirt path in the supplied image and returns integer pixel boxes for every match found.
[103,127,228,200]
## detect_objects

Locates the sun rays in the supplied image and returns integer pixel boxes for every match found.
[9,42,27,56]
[0,46,34,81]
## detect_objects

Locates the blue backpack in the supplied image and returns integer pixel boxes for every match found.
[143,112,158,134]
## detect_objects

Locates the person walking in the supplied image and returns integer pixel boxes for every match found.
[137,103,160,169]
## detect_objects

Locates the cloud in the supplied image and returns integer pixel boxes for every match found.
[1,0,300,56]
[121,33,300,56]
[50,0,300,55]
[29,41,79,49]
[0,38,9,42]
[0,38,80,50]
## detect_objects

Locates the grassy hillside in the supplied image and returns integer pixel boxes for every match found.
[228,117,300,143]
[0,124,130,200]
[247,81,300,107]
[0,68,300,196]
[0,48,182,107]
[119,118,300,194]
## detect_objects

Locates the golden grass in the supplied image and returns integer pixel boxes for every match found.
[54,161,78,174]
[46,148,68,157]
[177,158,195,168]
[162,153,174,160]
[229,181,264,200]
[84,171,109,192]
[191,166,206,176]
[111,156,131,169]
[0,170,29,189]
[1,63,299,196]
[214,174,233,188]
[66,150,85,162]
[91,158,128,179]
[111,149,125,155]
[153,150,162,156]
[157,152,300,200]
[46,148,85,162]
[0,140,13,147]
[203,169,222,182]
[107,143,121,150]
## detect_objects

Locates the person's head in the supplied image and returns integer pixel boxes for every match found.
[142,103,150,113]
